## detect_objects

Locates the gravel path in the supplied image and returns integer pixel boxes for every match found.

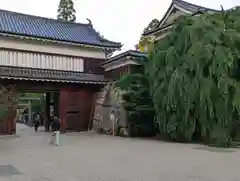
[0,123,239,181]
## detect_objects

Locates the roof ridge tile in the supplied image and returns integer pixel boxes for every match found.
[0,8,122,49]
[0,8,90,27]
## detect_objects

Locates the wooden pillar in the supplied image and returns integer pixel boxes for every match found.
[7,108,16,135]
[88,93,96,131]
[59,89,67,133]
[128,65,131,74]
[40,94,44,125]
[45,92,50,131]
[28,100,32,126]
[6,86,17,135]
[53,92,59,117]
[82,91,94,131]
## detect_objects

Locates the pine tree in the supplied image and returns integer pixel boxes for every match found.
[143,19,160,33]
[57,0,76,22]
[137,19,160,52]
[147,8,240,147]
[115,73,156,137]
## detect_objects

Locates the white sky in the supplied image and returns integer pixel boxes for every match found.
[0,0,238,53]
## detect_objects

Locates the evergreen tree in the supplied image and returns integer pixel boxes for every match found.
[138,19,159,52]
[147,8,240,147]
[143,19,160,33]
[57,0,76,22]
[115,73,156,137]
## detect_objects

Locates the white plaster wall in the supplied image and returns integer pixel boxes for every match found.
[103,58,139,71]
[0,49,84,72]
[0,36,106,59]
[154,31,171,42]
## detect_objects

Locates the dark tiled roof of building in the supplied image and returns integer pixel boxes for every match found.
[143,11,202,36]
[0,9,122,49]
[101,50,147,65]
[0,66,108,84]
[174,0,220,13]
[143,0,222,36]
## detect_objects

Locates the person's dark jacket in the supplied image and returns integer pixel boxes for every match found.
[51,117,60,132]
[34,114,40,127]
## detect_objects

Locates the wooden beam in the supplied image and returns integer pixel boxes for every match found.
[0,79,101,92]
[45,92,50,132]
[59,89,67,133]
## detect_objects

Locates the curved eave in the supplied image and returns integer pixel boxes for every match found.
[143,25,173,37]
[100,51,147,66]
[0,65,110,84]
[0,32,122,51]
[143,0,220,36]
[174,0,221,13]
[143,11,203,36]
[0,76,108,85]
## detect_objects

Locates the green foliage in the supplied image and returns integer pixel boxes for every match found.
[57,0,76,22]
[143,19,160,34]
[19,93,43,113]
[138,19,159,52]
[147,8,240,147]
[115,73,156,137]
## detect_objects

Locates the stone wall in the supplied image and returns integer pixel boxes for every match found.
[92,83,128,136]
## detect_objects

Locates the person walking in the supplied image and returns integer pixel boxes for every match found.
[34,114,40,132]
[50,116,60,146]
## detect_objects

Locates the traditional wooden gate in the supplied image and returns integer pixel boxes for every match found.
[0,108,16,135]
[0,8,121,135]
[0,116,10,135]
[59,89,95,132]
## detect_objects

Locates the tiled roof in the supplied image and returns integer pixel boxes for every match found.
[143,0,222,36]
[0,66,108,84]
[174,0,220,13]
[143,11,202,36]
[101,50,147,65]
[0,9,122,49]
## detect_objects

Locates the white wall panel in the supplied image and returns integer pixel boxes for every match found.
[0,37,106,59]
[0,50,84,72]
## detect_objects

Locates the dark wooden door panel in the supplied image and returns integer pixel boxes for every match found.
[0,119,8,135]
[65,91,83,131]
[60,88,96,132]
[66,112,81,130]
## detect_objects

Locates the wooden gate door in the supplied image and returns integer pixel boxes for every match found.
[59,89,94,132]
[0,109,16,135]
[0,118,8,135]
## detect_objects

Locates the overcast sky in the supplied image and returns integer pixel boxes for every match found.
[0,0,238,53]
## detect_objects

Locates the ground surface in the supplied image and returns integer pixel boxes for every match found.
[0,124,239,181]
